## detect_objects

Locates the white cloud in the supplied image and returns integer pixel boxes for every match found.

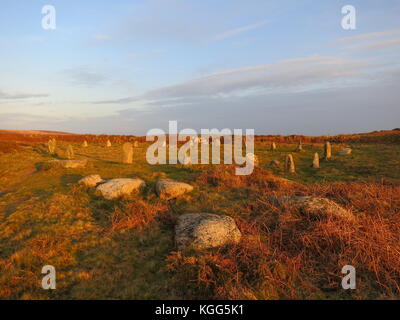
[126,50,163,60]
[349,39,400,51]
[213,20,269,41]
[62,66,107,87]
[0,89,49,100]
[93,34,111,41]
[336,29,400,44]
[95,56,371,104]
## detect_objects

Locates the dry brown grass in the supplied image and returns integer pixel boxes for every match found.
[168,168,400,299]
[110,200,169,233]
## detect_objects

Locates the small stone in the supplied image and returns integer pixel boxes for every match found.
[82,141,88,147]
[338,148,352,155]
[48,159,87,169]
[96,178,146,200]
[79,175,104,187]
[106,140,112,147]
[175,213,242,250]
[271,142,277,151]
[156,179,193,200]
[270,160,280,168]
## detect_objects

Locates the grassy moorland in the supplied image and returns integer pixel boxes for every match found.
[0,130,399,300]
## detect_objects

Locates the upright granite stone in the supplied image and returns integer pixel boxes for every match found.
[285,154,296,173]
[246,153,259,167]
[312,152,320,169]
[175,213,242,250]
[122,142,133,164]
[271,142,277,151]
[106,140,112,147]
[66,145,74,159]
[324,141,332,160]
[296,141,303,152]
[48,138,56,154]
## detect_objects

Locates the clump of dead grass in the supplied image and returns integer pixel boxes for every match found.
[168,174,400,299]
[110,200,169,233]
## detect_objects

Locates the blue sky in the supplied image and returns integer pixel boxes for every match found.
[0,0,399,135]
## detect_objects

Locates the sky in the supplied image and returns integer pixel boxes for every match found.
[0,0,399,135]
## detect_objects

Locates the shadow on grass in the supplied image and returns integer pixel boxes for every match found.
[60,174,83,186]
[75,153,120,165]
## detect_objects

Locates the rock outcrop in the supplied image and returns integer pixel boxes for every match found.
[338,148,352,155]
[175,213,242,250]
[79,174,104,187]
[96,178,145,200]
[156,179,193,200]
[275,196,354,220]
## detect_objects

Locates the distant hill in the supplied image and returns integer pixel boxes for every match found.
[0,129,75,136]
[0,128,399,145]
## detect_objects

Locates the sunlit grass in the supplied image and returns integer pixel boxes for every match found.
[0,138,399,299]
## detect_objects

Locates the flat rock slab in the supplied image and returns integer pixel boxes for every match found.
[338,148,352,155]
[48,159,87,168]
[156,179,193,200]
[175,213,242,250]
[275,196,354,220]
[96,178,145,200]
[79,175,104,187]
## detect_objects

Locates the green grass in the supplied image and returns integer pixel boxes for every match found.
[0,141,399,299]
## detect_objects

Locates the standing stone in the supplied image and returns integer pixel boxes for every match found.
[246,153,259,167]
[182,152,191,166]
[106,140,112,147]
[285,154,296,173]
[271,142,277,151]
[66,145,74,159]
[82,140,88,147]
[296,141,303,152]
[47,138,56,154]
[133,141,139,147]
[122,142,133,164]
[324,142,332,160]
[312,152,320,169]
